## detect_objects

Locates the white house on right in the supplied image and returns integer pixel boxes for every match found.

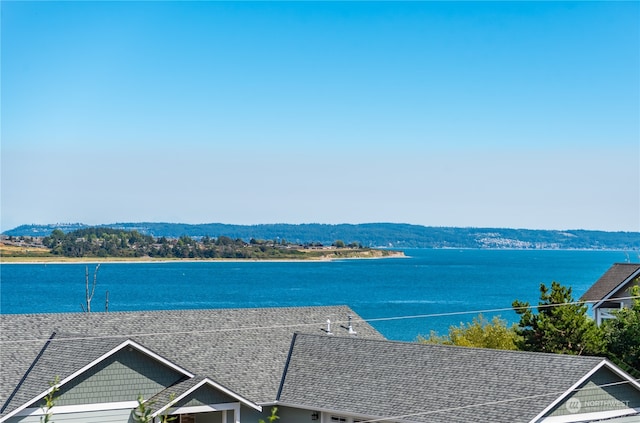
[581,263,640,326]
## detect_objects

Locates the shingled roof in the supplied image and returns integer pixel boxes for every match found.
[580,263,640,303]
[0,333,195,420]
[4,306,640,423]
[147,375,262,418]
[0,306,384,420]
[278,334,636,423]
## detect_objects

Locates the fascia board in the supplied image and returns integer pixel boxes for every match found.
[526,359,640,423]
[527,360,607,423]
[600,359,640,391]
[540,408,640,423]
[151,377,261,417]
[123,339,194,378]
[593,268,640,310]
[14,401,139,416]
[0,339,193,423]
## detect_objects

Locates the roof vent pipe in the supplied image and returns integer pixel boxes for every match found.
[347,315,357,335]
[326,319,334,335]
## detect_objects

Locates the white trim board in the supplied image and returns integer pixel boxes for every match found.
[529,360,640,423]
[592,268,640,310]
[540,408,640,423]
[14,401,139,417]
[0,339,193,423]
[151,377,261,417]
[170,402,239,415]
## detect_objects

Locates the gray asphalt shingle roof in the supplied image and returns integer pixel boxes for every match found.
[278,334,609,423]
[4,307,639,423]
[1,332,130,418]
[0,306,383,419]
[580,263,640,302]
[147,375,205,408]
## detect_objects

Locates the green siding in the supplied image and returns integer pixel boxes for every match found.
[174,385,236,408]
[194,412,223,423]
[240,406,316,423]
[52,348,185,406]
[276,406,317,423]
[240,406,266,423]
[546,366,640,418]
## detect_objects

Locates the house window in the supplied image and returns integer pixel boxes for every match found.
[175,414,195,423]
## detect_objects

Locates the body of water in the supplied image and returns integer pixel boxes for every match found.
[0,249,631,341]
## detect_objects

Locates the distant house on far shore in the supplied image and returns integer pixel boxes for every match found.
[581,263,640,325]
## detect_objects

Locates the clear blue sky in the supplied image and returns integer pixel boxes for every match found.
[2,1,639,232]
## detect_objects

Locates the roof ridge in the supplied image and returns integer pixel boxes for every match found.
[294,332,606,361]
[0,304,356,319]
[0,332,56,414]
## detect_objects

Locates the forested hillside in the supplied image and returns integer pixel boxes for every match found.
[4,222,640,250]
[3,227,391,260]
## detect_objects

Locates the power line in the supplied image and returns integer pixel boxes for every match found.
[364,295,640,324]
[2,301,640,422]
[1,296,639,344]
[352,379,640,423]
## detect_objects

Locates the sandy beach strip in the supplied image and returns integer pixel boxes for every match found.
[1,251,406,265]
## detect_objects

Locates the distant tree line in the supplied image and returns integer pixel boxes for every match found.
[39,228,364,259]
[7,222,640,250]
[420,280,640,378]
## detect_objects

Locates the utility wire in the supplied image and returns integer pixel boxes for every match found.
[1,296,639,344]
[365,295,640,323]
[2,300,640,422]
[353,379,640,423]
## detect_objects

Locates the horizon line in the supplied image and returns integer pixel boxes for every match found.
[3,222,639,234]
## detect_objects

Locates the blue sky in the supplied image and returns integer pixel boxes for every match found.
[2,1,639,232]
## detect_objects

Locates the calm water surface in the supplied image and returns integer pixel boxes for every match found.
[0,249,629,341]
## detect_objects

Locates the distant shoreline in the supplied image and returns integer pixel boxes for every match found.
[3,223,638,250]
[0,251,407,265]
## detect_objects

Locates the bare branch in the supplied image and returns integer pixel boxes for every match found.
[84,264,100,313]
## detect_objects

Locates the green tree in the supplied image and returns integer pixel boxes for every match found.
[42,229,66,254]
[417,314,519,350]
[132,395,154,423]
[40,377,59,423]
[259,407,279,423]
[602,284,640,374]
[216,236,233,246]
[512,281,604,355]
[333,240,346,248]
[133,395,176,423]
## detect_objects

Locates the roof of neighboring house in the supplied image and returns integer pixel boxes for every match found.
[580,263,640,303]
[0,333,133,419]
[4,306,640,423]
[0,333,196,420]
[277,334,622,423]
[0,306,384,419]
[148,375,262,417]
[147,375,207,413]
